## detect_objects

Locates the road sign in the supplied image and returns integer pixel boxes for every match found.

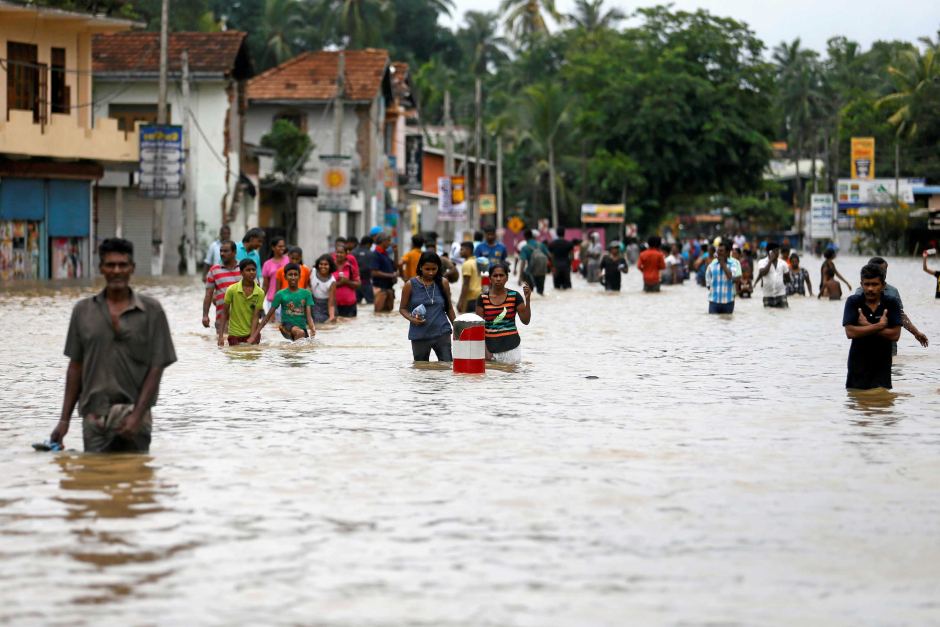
[139,125,183,198]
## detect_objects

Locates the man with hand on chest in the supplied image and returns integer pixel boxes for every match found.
[842,263,902,390]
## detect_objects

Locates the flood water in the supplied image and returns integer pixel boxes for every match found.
[1,254,938,625]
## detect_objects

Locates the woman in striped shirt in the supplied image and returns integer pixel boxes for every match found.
[475,262,532,364]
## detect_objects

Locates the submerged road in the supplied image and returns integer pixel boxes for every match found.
[1,254,938,625]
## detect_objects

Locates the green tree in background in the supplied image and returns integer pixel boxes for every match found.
[565,0,623,34]
[499,0,561,44]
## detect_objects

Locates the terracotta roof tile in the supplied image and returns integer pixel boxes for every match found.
[247,49,389,102]
[93,31,248,75]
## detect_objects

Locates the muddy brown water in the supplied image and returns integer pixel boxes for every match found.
[1,255,938,625]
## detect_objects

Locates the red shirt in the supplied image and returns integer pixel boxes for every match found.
[637,248,666,286]
[206,264,242,320]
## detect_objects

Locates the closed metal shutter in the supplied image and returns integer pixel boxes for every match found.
[124,191,153,275]
[97,188,117,240]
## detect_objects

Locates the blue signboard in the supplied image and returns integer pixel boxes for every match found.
[139,125,184,198]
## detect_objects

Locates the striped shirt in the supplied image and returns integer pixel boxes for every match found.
[477,290,522,353]
[705,257,742,304]
[206,264,242,320]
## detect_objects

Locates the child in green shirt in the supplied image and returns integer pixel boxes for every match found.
[252,263,316,341]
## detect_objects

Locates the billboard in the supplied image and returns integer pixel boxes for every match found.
[139,125,183,198]
[581,203,625,223]
[319,155,351,212]
[850,137,875,180]
[837,179,915,208]
[438,176,467,222]
[404,135,423,190]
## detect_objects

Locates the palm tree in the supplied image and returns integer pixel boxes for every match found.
[259,0,306,68]
[566,0,624,33]
[519,82,570,227]
[876,42,939,140]
[499,0,561,44]
[458,11,508,76]
[326,0,394,49]
[773,38,822,208]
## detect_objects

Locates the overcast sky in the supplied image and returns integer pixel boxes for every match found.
[443,0,940,55]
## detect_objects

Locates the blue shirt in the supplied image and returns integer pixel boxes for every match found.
[235,242,262,284]
[474,241,508,266]
[370,247,396,289]
[705,257,742,304]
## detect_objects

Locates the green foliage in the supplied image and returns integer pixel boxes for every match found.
[854,205,910,255]
[260,119,312,181]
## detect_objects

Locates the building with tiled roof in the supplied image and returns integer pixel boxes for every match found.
[93,31,252,79]
[243,50,395,256]
[247,49,390,103]
[91,31,254,275]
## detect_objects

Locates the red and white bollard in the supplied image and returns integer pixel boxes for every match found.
[453,313,485,374]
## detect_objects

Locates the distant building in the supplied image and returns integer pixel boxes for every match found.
[244,49,392,256]
[0,1,137,281]
[92,31,252,274]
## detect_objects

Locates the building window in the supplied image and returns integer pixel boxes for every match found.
[50,47,69,114]
[274,111,306,133]
[108,103,166,137]
[6,41,41,122]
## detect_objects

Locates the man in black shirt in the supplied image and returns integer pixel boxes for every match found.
[352,236,376,304]
[842,263,902,390]
[547,227,574,290]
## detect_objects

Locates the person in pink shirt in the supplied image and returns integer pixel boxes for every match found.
[331,237,359,276]
[261,237,288,309]
[333,244,361,318]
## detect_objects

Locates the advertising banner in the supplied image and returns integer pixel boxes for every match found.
[404,135,423,190]
[319,155,352,212]
[837,179,915,208]
[850,137,875,180]
[479,193,496,215]
[438,176,467,222]
[139,125,184,198]
[581,203,625,223]
[809,194,834,240]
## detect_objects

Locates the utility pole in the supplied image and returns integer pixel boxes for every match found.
[443,90,454,243]
[181,50,196,276]
[152,0,169,276]
[331,52,344,243]
[895,139,900,201]
[496,135,503,231]
[473,77,482,230]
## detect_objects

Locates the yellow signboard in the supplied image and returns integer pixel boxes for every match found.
[507,216,524,233]
[851,137,875,180]
[479,194,496,215]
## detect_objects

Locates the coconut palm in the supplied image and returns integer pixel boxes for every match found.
[326,0,394,49]
[499,0,561,44]
[458,11,508,76]
[773,38,823,207]
[518,82,570,227]
[259,0,306,68]
[566,0,624,33]
[876,41,939,140]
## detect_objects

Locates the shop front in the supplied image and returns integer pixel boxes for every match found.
[0,177,91,281]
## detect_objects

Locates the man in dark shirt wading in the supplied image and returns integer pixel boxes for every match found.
[50,238,177,453]
[842,263,901,390]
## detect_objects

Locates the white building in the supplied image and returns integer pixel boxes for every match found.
[244,49,392,256]
[92,31,252,274]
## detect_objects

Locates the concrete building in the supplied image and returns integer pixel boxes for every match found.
[0,1,137,281]
[244,49,392,256]
[92,31,252,274]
